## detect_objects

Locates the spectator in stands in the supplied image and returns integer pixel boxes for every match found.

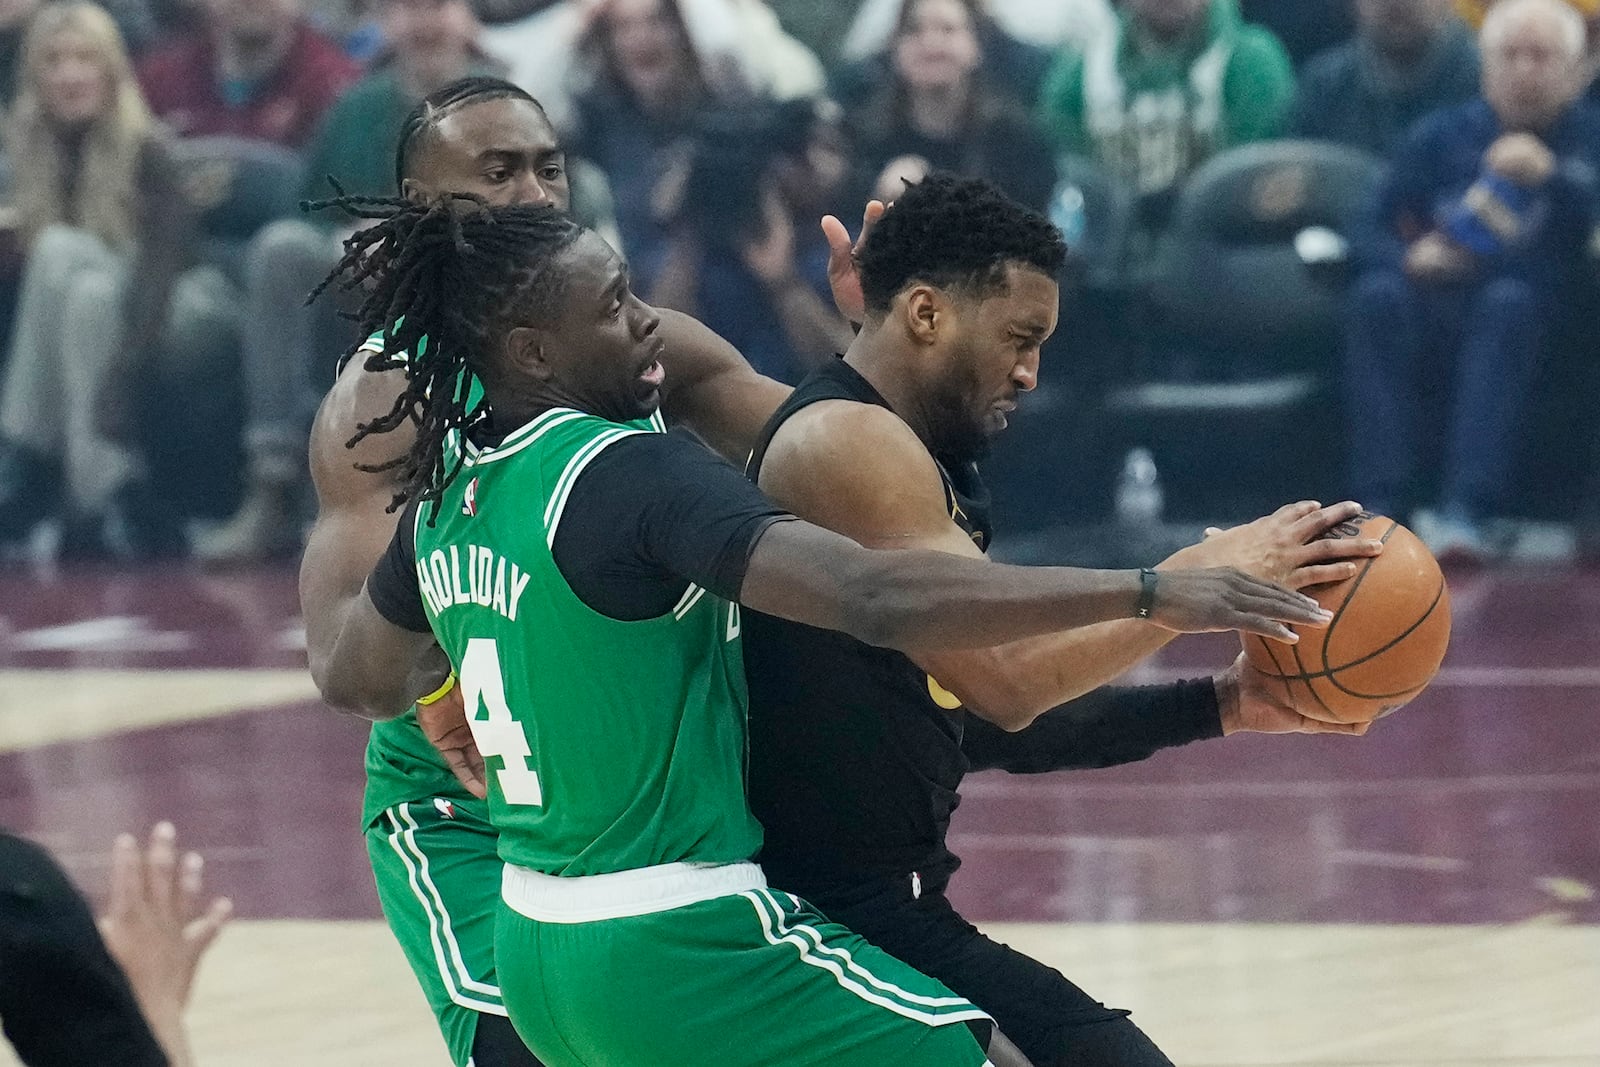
[137,0,359,147]
[1240,0,1360,67]
[1036,0,1295,211]
[193,0,494,563]
[481,0,822,155]
[0,0,37,110]
[650,98,853,384]
[1292,0,1480,157]
[0,2,235,559]
[767,0,866,63]
[1345,0,1600,558]
[847,0,1057,213]
[834,0,1059,115]
[566,0,766,289]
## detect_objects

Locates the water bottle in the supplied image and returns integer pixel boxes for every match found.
[1050,183,1087,248]
[1114,447,1164,527]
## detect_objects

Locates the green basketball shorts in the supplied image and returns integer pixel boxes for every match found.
[366,797,508,1067]
[495,861,994,1066]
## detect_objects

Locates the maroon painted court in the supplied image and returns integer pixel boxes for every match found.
[2,563,1596,926]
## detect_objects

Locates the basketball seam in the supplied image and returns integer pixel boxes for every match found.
[1288,622,1339,720]
[1255,576,1448,694]
[1321,578,1448,697]
[1319,519,1400,672]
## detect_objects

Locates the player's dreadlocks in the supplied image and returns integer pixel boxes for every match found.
[305,192,584,515]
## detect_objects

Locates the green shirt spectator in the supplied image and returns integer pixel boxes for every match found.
[1036,0,1294,197]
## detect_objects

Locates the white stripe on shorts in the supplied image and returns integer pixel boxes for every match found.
[740,889,990,1027]
[385,804,508,1016]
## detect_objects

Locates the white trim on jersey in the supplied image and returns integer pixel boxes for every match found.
[542,428,647,548]
[672,585,708,621]
[384,804,509,1016]
[462,407,589,465]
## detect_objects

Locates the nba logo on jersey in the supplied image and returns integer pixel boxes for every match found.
[463,478,478,517]
[434,798,457,820]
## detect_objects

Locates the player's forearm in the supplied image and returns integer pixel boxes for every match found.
[962,677,1224,774]
[847,551,1142,651]
[299,540,372,693]
[956,620,1180,725]
[316,589,432,721]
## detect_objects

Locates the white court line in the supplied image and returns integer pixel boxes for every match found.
[959,771,1600,802]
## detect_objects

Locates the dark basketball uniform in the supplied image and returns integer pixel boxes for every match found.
[744,358,1229,1067]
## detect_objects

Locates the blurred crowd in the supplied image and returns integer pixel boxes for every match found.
[0,0,1596,567]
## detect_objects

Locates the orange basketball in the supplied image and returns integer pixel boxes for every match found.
[1241,513,1452,723]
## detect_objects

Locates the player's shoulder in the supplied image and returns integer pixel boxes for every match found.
[308,352,411,489]
[769,398,934,473]
[759,398,946,513]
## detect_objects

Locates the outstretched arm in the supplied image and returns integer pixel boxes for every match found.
[756,402,1372,729]
[650,201,883,463]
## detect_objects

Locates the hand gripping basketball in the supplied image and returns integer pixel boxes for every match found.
[1143,567,1332,642]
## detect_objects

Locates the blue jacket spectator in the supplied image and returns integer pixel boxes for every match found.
[1293,0,1480,157]
[1344,0,1600,559]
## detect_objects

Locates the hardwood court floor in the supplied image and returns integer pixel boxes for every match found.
[1,564,1595,1066]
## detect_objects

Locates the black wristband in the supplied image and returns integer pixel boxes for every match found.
[1135,568,1158,619]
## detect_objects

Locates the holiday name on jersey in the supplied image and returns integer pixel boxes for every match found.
[416,545,534,622]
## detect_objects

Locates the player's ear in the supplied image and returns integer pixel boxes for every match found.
[400,177,427,204]
[903,285,941,345]
[505,325,554,381]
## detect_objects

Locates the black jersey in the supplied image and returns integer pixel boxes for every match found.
[743,357,993,901]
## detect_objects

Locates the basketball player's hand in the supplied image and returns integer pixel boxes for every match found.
[821,199,885,325]
[1147,567,1331,642]
[1180,500,1384,590]
[417,681,488,800]
[1217,653,1371,736]
[99,822,232,1066]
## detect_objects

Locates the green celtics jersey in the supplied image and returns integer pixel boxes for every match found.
[359,327,474,826]
[411,406,763,876]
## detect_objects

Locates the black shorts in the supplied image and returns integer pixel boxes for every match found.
[811,876,1175,1067]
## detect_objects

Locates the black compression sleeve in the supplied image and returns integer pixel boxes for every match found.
[0,834,169,1067]
[552,431,791,621]
[366,497,432,635]
[961,678,1224,775]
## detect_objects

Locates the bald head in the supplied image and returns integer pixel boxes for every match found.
[1481,0,1588,130]
[1482,0,1586,56]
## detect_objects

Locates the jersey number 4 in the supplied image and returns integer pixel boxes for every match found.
[459,638,544,807]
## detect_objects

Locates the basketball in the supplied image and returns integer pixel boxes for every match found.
[1242,513,1452,723]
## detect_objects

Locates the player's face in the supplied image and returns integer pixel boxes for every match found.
[538,232,665,423]
[405,99,571,210]
[927,266,1057,462]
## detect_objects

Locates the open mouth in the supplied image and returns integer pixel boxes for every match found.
[639,360,665,389]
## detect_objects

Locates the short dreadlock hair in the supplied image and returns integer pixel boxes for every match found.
[307,193,585,514]
[857,172,1066,314]
[393,76,547,191]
